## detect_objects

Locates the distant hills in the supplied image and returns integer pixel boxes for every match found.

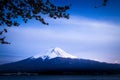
[0,47,120,75]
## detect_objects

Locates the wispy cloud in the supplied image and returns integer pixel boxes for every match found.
[8,16,120,43]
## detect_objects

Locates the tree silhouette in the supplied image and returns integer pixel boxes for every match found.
[95,0,108,8]
[0,0,108,44]
[0,0,70,44]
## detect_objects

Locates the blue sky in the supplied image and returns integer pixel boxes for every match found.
[0,0,120,64]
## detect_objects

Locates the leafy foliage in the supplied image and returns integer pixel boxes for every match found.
[0,0,70,44]
[0,0,108,44]
[95,0,108,8]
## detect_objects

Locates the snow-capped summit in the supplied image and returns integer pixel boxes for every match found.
[32,47,77,59]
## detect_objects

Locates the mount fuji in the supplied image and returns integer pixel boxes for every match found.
[0,47,120,75]
[31,47,77,59]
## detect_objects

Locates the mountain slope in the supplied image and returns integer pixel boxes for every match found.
[0,57,120,74]
[32,47,77,59]
[0,48,120,75]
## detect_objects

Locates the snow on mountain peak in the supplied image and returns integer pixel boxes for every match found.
[32,47,77,59]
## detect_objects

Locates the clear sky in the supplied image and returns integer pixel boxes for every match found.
[0,0,120,64]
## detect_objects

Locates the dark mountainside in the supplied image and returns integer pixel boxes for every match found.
[0,48,120,75]
[0,57,120,75]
